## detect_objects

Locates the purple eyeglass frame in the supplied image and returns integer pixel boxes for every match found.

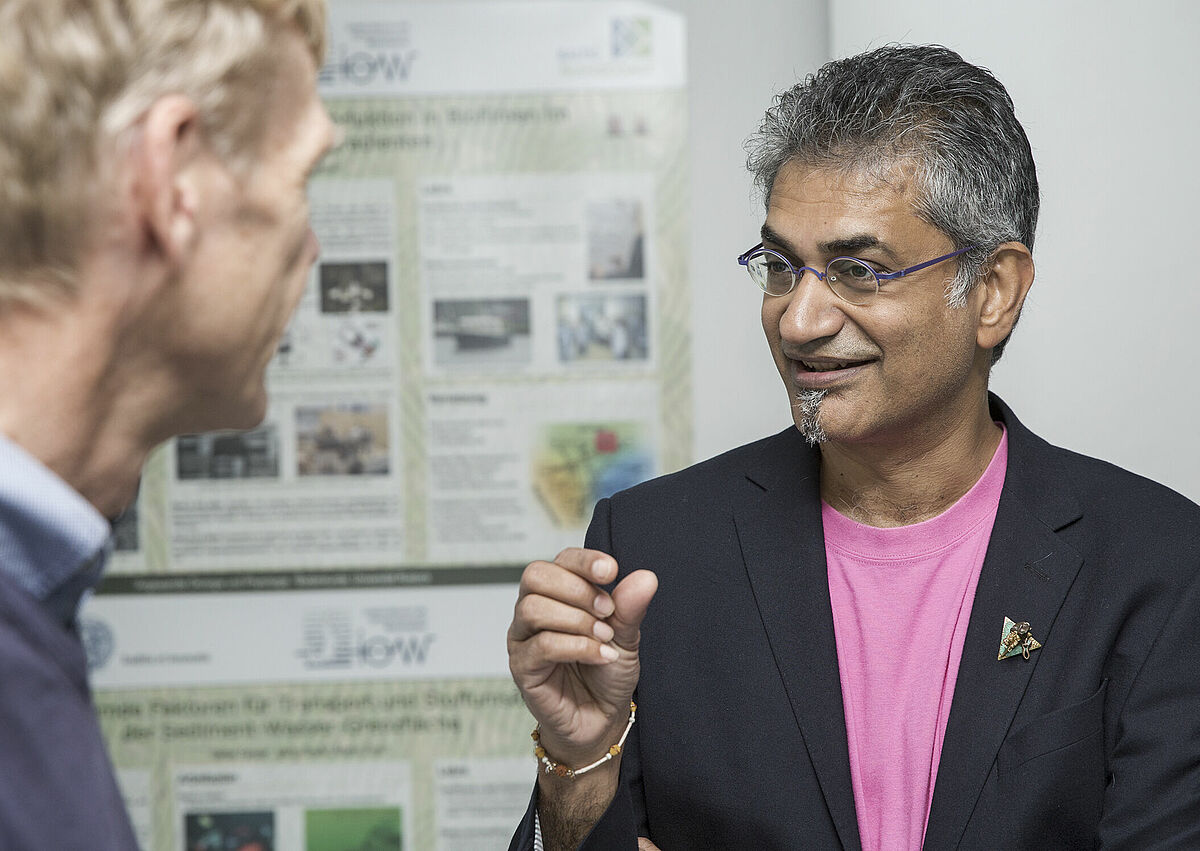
[737,242,975,299]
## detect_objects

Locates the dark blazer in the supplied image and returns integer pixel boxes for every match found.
[511,396,1200,849]
[0,575,138,850]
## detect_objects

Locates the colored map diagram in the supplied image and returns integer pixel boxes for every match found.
[531,422,653,527]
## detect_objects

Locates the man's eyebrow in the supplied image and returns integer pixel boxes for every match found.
[760,224,900,263]
[760,224,797,253]
[823,234,903,264]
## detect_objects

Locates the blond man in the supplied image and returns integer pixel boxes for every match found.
[0,2,336,846]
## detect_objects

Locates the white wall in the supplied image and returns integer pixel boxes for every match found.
[827,0,1200,500]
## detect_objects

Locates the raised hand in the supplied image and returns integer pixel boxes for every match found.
[508,547,658,770]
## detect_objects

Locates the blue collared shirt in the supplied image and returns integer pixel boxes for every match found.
[0,434,111,623]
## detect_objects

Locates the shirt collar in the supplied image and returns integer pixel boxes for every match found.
[0,434,112,610]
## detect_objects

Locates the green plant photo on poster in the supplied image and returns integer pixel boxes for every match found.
[305,806,403,851]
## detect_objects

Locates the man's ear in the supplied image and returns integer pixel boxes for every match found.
[976,242,1034,351]
[130,95,203,267]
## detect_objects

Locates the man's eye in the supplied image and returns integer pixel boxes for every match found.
[765,259,792,274]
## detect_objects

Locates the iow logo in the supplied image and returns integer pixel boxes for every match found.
[358,632,436,667]
[319,48,420,86]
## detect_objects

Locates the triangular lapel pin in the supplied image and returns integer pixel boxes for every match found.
[997,616,1042,661]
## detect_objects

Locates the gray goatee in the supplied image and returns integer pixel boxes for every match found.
[792,388,827,446]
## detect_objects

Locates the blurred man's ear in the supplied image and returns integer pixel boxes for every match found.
[130,95,204,267]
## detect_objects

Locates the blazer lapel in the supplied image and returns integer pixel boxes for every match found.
[923,397,1084,849]
[734,432,862,851]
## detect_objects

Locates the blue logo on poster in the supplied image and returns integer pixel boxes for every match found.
[80,617,115,671]
[297,609,354,670]
[612,17,652,58]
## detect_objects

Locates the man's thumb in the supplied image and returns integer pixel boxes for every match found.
[609,569,658,650]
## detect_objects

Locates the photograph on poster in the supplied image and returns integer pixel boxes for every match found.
[531,421,652,527]
[304,806,402,851]
[273,325,304,368]
[586,198,645,280]
[185,810,275,851]
[432,297,532,366]
[556,292,648,363]
[318,261,390,313]
[332,317,385,366]
[176,427,282,481]
[296,404,391,477]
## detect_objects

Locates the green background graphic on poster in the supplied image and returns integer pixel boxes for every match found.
[98,679,532,849]
[91,3,689,848]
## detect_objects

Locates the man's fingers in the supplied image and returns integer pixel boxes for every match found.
[508,594,615,644]
[609,569,658,650]
[518,553,617,616]
[550,547,619,584]
[506,551,632,683]
[509,630,618,677]
[637,838,662,851]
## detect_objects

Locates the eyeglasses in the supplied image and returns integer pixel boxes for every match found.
[737,242,974,305]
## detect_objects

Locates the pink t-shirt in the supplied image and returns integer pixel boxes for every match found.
[823,430,1008,851]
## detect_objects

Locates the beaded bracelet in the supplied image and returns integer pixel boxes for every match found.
[531,701,637,779]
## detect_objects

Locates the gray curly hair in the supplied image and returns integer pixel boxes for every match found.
[746,44,1038,362]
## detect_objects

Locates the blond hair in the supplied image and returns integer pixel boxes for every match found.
[0,0,327,304]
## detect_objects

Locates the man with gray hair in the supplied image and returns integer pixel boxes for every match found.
[508,45,1200,849]
[0,1,335,846]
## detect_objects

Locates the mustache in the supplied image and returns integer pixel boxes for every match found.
[781,344,878,362]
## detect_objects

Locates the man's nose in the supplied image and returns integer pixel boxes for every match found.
[777,268,846,345]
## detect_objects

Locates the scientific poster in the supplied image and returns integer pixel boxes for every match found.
[89,3,688,848]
